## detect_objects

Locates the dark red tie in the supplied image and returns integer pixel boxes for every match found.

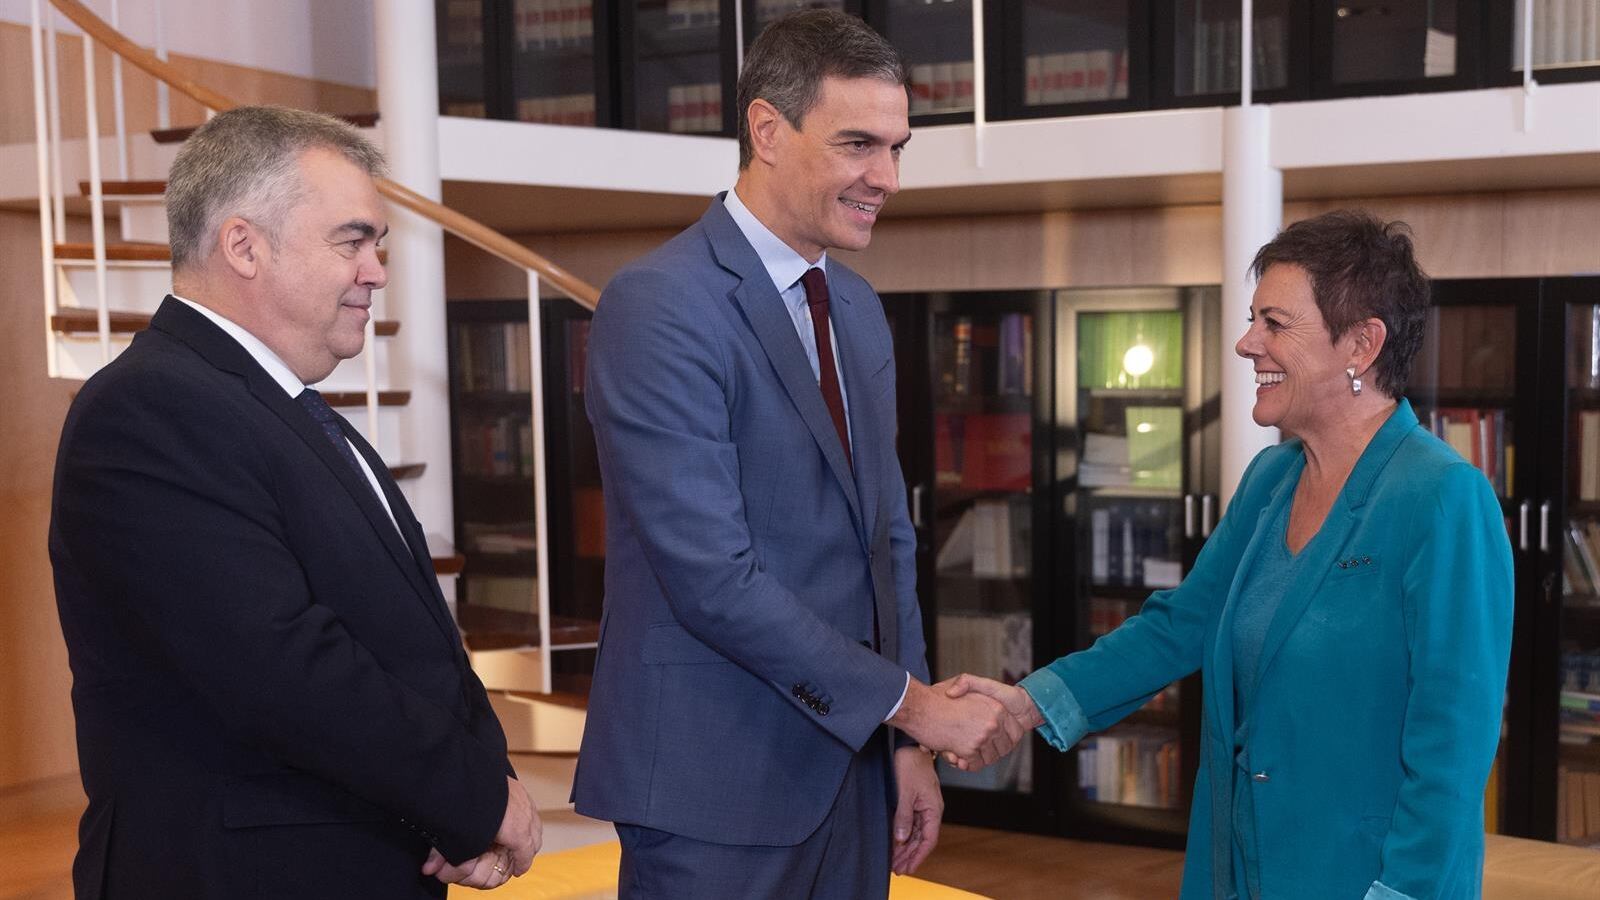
[800,267,851,469]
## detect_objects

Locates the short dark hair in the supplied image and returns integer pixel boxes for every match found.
[167,105,386,271]
[736,9,906,170]
[1249,209,1430,398]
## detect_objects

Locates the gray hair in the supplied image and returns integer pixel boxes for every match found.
[166,105,387,271]
[736,9,906,170]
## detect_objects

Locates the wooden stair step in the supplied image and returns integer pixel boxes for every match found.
[79,179,167,197]
[52,307,400,337]
[504,689,589,711]
[320,390,409,408]
[55,243,386,264]
[387,461,426,480]
[55,242,170,262]
[426,532,465,576]
[151,112,380,144]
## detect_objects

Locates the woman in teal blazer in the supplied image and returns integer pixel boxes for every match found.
[954,211,1513,899]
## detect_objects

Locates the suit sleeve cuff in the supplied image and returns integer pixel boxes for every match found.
[1019,668,1090,751]
[882,671,911,721]
[1363,881,1416,900]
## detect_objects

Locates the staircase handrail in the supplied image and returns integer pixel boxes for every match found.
[44,0,600,310]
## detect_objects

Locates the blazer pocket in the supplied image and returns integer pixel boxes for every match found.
[222,772,386,829]
[1327,552,1381,581]
[641,622,733,666]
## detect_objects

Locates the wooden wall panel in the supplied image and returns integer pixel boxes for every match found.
[1502,190,1600,277]
[0,209,80,794]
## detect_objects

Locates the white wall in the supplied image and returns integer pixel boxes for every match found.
[1,0,377,88]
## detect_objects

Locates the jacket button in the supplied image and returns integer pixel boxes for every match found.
[1251,771,1270,783]
[817,703,830,716]
[792,684,805,698]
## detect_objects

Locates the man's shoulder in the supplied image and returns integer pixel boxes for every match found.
[597,219,734,316]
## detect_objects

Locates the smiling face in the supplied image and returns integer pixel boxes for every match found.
[758,75,909,262]
[1235,263,1370,433]
[253,148,389,383]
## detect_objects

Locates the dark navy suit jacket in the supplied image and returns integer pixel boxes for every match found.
[573,197,930,846]
[49,298,512,899]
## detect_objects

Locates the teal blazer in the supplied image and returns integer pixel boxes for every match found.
[1021,400,1513,900]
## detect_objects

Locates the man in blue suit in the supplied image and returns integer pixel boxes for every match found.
[573,10,1017,898]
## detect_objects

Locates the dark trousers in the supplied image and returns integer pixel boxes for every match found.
[616,742,891,900]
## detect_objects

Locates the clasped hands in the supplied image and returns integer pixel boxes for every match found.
[421,775,544,890]
[890,674,1044,772]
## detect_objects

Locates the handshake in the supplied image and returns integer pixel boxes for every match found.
[889,674,1045,771]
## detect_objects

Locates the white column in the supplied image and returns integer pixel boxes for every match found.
[1219,104,1281,508]
[373,2,454,553]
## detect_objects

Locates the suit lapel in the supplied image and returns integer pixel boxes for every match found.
[1251,401,1420,691]
[827,264,881,548]
[149,298,449,631]
[704,201,866,540]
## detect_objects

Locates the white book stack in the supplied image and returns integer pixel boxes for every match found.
[667,83,722,133]
[1515,0,1600,68]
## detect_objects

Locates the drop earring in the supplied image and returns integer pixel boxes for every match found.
[1347,366,1363,396]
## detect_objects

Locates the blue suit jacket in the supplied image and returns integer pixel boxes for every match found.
[572,197,929,846]
[1022,400,1513,900]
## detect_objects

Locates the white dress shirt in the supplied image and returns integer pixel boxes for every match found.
[172,295,402,535]
[721,189,909,721]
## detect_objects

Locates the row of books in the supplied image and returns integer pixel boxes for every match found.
[443,0,483,48]
[751,0,842,29]
[1513,0,1600,69]
[517,94,598,126]
[1556,766,1600,846]
[464,520,537,556]
[1082,600,1181,711]
[936,496,1031,579]
[1089,503,1182,589]
[1077,725,1181,810]
[566,319,591,396]
[935,612,1034,793]
[666,83,724,133]
[512,0,594,50]
[1561,688,1600,743]
[1185,14,1289,96]
[1571,305,1600,390]
[939,313,1034,402]
[933,413,1032,493]
[455,322,534,393]
[1563,519,1600,600]
[1427,407,1512,497]
[1079,407,1183,491]
[1578,411,1600,501]
[444,101,488,118]
[663,0,720,30]
[908,62,976,115]
[459,414,536,478]
[1412,305,1515,393]
[1023,51,1130,107]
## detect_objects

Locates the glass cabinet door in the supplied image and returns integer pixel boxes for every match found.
[923,294,1045,798]
[1406,283,1538,836]
[1553,293,1600,846]
[1168,0,1295,100]
[1314,0,1474,93]
[510,0,602,126]
[875,0,976,120]
[743,0,852,47]
[622,0,735,134]
[1012,0,1136,113]
[438,0,490,117]
[1055,287,1218,843]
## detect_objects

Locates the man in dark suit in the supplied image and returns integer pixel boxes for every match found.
[49,106,540,898]
[573,12,1020,898]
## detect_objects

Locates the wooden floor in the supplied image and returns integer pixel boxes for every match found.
[0,800,1184,899]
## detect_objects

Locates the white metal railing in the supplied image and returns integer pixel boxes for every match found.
[30,0,603,695]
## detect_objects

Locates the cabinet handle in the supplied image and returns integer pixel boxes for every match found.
[1184,494,1197,539]
[911,484,926,530]
[1540,501,1551,554]
[1518,501,1530,552]
[1202,495,1216,538]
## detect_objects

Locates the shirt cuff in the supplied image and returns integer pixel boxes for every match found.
[1018,668,1091,751]
[882,671,911,722]
[1362,881,1415,900]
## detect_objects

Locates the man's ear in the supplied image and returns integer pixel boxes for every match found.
[746,98,788,168]
[219,216,263,280]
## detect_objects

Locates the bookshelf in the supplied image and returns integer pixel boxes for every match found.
[436,0,614,125]
[619,0,737,135]
[446,300,603,695]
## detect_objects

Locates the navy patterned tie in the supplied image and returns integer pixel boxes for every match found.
[296,388,365,477]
